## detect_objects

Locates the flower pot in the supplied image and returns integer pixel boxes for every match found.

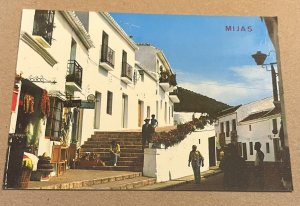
[18,168,32,189]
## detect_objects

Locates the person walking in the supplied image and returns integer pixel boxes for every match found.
[109,140,120,166]
[142,118,150,149]
[254,142,264,190]
[188,145,204,184]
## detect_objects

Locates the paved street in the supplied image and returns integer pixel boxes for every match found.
[162,164,290,191]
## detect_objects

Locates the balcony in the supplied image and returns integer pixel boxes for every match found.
[99,45,115,71]
[32,10,55,48]
[169,89,180,103]
[219,132,225,147]
[66,60,83,91]
[159,71,177,92]
[121,62,133,84]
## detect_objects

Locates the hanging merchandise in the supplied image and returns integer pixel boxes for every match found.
[11,85,19,112]
[40,89,50,117]
[23,94,35,114]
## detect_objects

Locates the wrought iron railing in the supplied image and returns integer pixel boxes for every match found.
[100,45,115,68]
[32,10,55,45]
[170,89,178,95]
[121,62,133,81]
[66,60,83,88]
[159,71,177,86]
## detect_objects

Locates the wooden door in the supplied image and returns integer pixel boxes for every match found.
[138,101,142,127]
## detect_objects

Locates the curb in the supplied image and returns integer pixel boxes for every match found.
[29,172,142,190]
[140,169,222,190]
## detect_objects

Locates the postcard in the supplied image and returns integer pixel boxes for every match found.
[2,9,293,193]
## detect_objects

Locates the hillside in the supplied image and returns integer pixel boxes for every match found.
[174,87,231,118]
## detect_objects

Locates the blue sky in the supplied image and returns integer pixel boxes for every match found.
[111,13,277,106]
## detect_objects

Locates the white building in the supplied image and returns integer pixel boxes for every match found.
[215,97,282,162]
[9,10,180,172]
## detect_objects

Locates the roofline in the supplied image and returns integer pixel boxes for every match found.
[99,12,138,50]
[137,43,174,74]
[60,11,95,49]
[240,96,273,107]
[239,113,281,124]
[217,105,242,118]
[135,62,158,82]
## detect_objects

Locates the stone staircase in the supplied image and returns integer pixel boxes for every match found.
[79,132,144,172]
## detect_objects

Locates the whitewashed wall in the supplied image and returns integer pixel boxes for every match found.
[236,97,274,122]
[238,115,281,162]
[214,113,237,144]
[143,125,215,182]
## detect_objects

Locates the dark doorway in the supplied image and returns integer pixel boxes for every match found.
[208,136,216,167]
[243,143,247,160]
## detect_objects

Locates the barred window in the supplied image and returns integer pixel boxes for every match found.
[225,121,230,137]
[250,142,254,155]
[106,91,113,115]
[45,97,63,141]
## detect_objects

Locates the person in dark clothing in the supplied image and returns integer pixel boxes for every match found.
[142,119,150,149]
[254,142,264,190]
[188,145,204,184]
[149,114,158,142]
[220,143,246,190]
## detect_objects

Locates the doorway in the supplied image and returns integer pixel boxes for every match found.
[273,138,280,161]
[242,143,248,160]
[208,136,216,167]
[138,101,143,127]
[122,94,128,128]
[94,92,101,129]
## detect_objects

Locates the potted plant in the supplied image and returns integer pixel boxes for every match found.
[18,154,33,189]
[31,153,53,181]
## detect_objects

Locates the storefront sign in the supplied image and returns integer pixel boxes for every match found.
[80,101,95,109]
[64,100,81,107]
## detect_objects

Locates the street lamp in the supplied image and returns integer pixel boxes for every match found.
[251,51,280,106]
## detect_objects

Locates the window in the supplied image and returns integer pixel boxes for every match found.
[106,91,113,115]
[237,142,243,156]
[249,125,252,131]
[45,97,63,141]
[147,106,150,118]
[140,72,144,82]
[232,119,236,131]
[171,106,174,117]
[249,142,253,155]
[32,10,55,45]
[101,31,109,62]
[220,122,224,133]
[225,121,230,137]
[272,118,278,134]
[266,142,270,153]
[70,38,77,60]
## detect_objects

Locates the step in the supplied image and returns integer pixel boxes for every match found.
[103,157,144,162]
[85,140,142,144]
[91,135,142,139]
[104,161,143,167]
[94,132,142,135]
[30,171,142,190]
[82,144,143,149]
[78,165,143,172]
[80,148,143,153]
[79,176,156,190]
[79,152,144,158]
